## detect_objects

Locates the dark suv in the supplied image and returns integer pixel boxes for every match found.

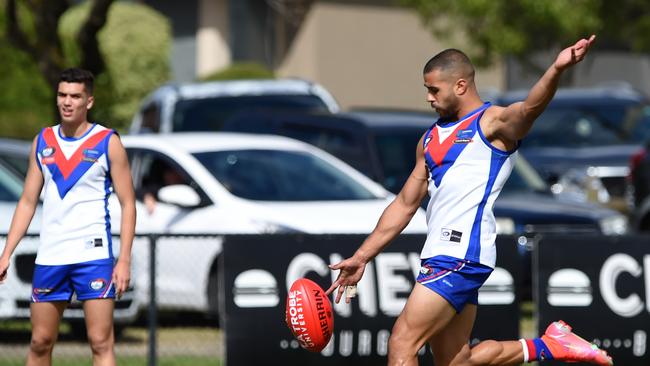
[497,86,650,214]
[220,109,628,236]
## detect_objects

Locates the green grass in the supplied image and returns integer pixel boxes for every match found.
[1,356,222,366]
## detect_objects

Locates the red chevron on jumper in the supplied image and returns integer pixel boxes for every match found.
[41,128,112,180]
[427,113,479,167]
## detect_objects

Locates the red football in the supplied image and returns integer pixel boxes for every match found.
[286,278,334,352]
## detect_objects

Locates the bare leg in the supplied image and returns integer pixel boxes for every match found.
[449,340,524,366]
[83,299,116,366]
[27,301,67,366]
[428,304,477,366]
[388,283,457,366]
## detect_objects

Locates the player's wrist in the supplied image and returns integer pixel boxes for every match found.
[353,249,372,264]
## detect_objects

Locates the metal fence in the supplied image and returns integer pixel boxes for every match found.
[0,234,223,366]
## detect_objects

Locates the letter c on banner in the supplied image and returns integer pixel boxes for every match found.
[599,253,644,318]
[286,253,329,290]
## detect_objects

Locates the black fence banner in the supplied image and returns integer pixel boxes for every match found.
[535,234,650,366]
[221,234,521,365]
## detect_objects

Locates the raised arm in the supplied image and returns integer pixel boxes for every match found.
[486,35,596,145]
[0,137,44,282]
[326,134,430,303]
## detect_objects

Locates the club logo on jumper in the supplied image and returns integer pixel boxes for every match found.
[82,148,101,163]
[454,129,473,144]
[90,279,106,291]
[41,146,56,164]
[440,228,462,243]
[33,288,53,295]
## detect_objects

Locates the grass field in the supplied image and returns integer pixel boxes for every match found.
[1,356,222,366]
[1,303,537,365]
[0,320,223,366]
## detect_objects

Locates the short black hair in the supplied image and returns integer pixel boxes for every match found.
[59,68,94,95]
[423,49,475,81]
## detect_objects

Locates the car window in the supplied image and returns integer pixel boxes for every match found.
[172,95,329,132]
[279,123,374,178]
[374,131,422,193]
[141,103,161,133]
[0,163,23,201]
[133,151,196,202]
[0,154,29,178]
[193,149,379,201]
[501,157,548,194]
[525,104,650,147]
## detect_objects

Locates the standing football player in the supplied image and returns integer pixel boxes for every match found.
[0,68,135,366]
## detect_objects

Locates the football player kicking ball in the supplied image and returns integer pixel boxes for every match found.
[0,68,136,366]
[326,35,613,366]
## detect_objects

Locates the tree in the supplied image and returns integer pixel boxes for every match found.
[0,1,170,137]
[5,0,113,90]
[60,1,171,130]
[403,0,650,71]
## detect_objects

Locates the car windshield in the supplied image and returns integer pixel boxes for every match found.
[523,104,650,148]
[374,130,422,193]
[193,149,380,201]
[172,95,330,132]
[0,163,24,201]
[372,127,549,195]
[501,156,549,194]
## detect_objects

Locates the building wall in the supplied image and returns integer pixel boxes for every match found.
[145,0,198,82]
[276,2,505,111]
[196,0,230,78]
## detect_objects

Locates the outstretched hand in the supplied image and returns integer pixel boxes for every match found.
[554,35,596,71]
[325,256,366,304]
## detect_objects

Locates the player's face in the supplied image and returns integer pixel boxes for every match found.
[57,82,94,125]
[424,69,459,119]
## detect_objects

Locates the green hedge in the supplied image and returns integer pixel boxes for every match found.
[60,1,171,131]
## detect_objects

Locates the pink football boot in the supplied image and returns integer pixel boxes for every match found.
[541,320,613,365]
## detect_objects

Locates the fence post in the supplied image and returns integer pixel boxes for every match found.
[148,234,158,366]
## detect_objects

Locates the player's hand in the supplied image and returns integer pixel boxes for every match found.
[325,256,366,304]
[554,35,596,71]
[112,259,131,300]
[0,256,9,284]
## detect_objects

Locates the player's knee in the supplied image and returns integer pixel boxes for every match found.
[387,331,419,364]
[30,334,56,355]
[87,329,114,355]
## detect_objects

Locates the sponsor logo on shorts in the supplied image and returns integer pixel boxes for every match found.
[440,228,462,243]
[419,266,432,275]
[33,288,53,295]
[90,279,106,291]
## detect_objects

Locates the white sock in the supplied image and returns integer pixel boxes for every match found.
[520,339,529,363]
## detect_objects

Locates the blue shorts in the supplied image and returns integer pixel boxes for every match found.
[416,255,493,313]
[32,258,115,303]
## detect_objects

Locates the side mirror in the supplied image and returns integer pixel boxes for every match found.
[157,184,201,208]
